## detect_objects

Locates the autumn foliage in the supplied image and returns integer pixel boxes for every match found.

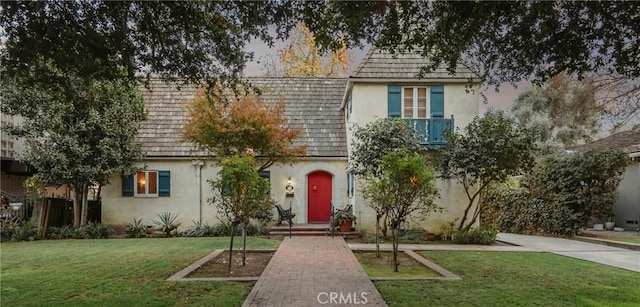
[280,23,351,77]
[183,83,307,171]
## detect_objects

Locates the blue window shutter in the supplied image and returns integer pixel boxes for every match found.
[122,175,134,197]
[388,85,401,117]
[259,170,270,180]
[158,171,171,197]
[430,85,444,118]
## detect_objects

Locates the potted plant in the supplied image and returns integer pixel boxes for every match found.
[334,210,356,232]
[605,215,615,231]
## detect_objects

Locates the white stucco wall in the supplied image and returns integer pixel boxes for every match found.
[101,158,348,228]
[345,81,480,233]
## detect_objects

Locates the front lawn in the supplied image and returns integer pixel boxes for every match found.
[1,237,280,306]
[375,251,640,306]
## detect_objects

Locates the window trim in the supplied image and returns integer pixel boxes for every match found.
[401,86,430,119]
[134,171,159,197]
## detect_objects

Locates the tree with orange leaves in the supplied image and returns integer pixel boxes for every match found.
[183,83,307,171]
[279,23,351,77]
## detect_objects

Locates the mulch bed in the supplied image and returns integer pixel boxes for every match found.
[187,250,274,278]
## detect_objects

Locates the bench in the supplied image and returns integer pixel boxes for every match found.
[275,204,295,226]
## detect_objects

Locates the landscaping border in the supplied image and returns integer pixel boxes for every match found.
[350,247,461,281]
[167,249,277,282]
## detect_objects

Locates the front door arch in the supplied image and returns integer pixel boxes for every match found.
[307,170,332,223]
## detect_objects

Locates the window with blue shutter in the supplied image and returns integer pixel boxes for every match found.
[122,175,134,197]
[158,170,171,197]
[387,85,402,117]
[259,170,271,194]
[430,85,444,118]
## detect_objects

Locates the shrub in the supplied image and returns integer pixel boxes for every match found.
[0,208,21,236]
[79,222,115,239]
[124,218,150,238]
[180,221,219,237]
[482,181,585,236]
[453,223,498,245]
[153,212,181,237]
[527,150,629,223]
[46,225,79,239]
[11,221,38,241]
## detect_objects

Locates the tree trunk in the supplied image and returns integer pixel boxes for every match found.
[80,184,89,226]
[392,226,399,272]
[242,223,247,266]
[228,224,235,273]
[381,213,389,239]
[73,186,82,228]
[375,214,381,258]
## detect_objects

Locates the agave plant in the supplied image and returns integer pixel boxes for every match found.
[153,212,181,237]
[124,218,149,238]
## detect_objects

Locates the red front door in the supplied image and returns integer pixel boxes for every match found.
[307,171,332,223]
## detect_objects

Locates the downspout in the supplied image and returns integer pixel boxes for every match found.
[192,160,204,223]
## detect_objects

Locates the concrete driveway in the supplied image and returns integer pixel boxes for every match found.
[498,233,640,273]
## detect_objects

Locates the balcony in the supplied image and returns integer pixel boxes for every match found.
[405,116,454,149]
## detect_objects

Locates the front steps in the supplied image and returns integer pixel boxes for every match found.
[269,223,359,239]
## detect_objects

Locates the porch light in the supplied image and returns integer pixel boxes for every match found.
[285,176,294,197]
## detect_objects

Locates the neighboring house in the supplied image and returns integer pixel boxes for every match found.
[102,49,481,232]
[573,130,640,231]
[343,49,480,231]
[1,113,32,202]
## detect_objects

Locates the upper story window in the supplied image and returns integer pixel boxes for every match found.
[403,87,429,119]
[388,84,451,147]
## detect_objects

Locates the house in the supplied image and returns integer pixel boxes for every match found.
[101,78,351,227]
[102,49,481,232]
[573,130,640,231]
[343,49,480,231]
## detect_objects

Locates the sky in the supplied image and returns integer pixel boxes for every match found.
[242,39,528,114]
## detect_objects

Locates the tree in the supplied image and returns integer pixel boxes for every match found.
[362,151,440,272]
[591,73,640,133]
[280,23,351,77]
[1,1,282,84]
[1,71,146,228]
[526,150,630,225]
[349,118,422,177]
[512,73,601,155]
[349,118,422,247]
[208,155,275,271]
[182,83,307,172]
[440,111,537,232]
[295,1,639,84]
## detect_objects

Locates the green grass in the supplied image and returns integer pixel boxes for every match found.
[607,237,640,244]
[374,251,640,306]
[354,251,440,278]
[1,237,280,306]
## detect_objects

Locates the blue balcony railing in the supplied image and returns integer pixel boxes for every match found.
[405,115,454,148]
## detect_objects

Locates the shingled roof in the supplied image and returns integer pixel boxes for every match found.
[572,130,640,154]
[137,77,348,158]
[351,48,478,80]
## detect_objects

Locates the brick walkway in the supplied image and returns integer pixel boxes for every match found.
[242,237,387,306]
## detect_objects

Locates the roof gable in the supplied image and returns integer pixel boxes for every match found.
[351,48,478,81]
